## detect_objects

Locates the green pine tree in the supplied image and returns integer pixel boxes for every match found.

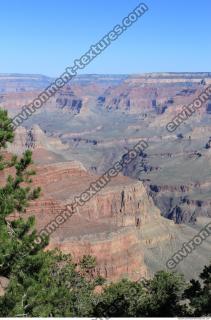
[0,107,211,317]
[0,109,99,316]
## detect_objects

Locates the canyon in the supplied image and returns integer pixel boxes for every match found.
[1,72,211,281]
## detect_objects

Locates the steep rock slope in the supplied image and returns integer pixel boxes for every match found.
[21,161,174,281]
[97,73,211,114]
[7,125,68,163]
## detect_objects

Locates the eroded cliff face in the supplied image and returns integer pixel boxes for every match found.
[97,73,211,115]
[48,228,148,281]
[146,182,211,224]
[7,125,68,156]
[55,86,83,114]
[21,160,175,281]
[1,73,211,281]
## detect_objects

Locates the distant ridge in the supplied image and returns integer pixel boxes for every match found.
[0,73,210,93]
[0,73,52,79]
[128,72,211,79]
[0,72,210,79]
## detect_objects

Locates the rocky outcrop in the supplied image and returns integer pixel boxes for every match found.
[2,72,211,282]
[96,73,210,114]
[144,181,211,224]
[97,85,159,113]
[49,227,148,281]
[7,125,68,155]
[55,86,82,113]
[21,161,175,281]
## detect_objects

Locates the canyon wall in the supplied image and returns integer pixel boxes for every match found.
[21,161,175,281]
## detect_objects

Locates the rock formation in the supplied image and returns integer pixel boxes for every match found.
[55,86,83,113]
[97,73,211,114]
[1,72,211,281]
[7,125,68,156]
[20,161,175,281]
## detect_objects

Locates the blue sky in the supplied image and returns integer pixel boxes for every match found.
[1,0,210,76]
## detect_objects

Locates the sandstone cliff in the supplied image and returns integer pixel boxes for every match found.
[21,161,175,281]
[7,125,68,160]
[96,73,210,115]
